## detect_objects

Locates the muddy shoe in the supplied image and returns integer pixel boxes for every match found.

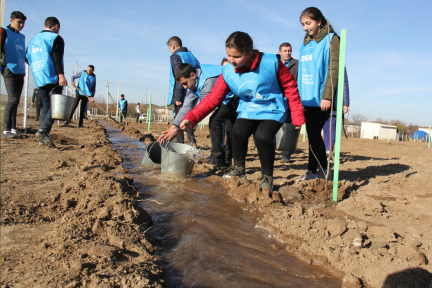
[317,169,332,180]
[1,132,17,138]
[35,131,56,148]
[259,175,273,192]
[296,170,317,181]
[222,166,246,179]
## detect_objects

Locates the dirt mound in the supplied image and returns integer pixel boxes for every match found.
[50,134,79,145]
[1,120,165,287]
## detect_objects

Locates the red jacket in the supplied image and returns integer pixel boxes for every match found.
[184,50,306,126]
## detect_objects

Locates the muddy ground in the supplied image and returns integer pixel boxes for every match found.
[119,120,432,288]
[1,117,165,288]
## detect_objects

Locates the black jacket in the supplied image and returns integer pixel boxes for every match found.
[287,58,299,82]
[170,47,190,104]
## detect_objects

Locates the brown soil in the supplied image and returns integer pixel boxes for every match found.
[120,121,432,288]
[1,117,165,288]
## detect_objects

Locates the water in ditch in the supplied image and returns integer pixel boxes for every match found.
[101,122,342,288]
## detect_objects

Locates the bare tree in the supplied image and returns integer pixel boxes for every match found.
[350,113,368,133]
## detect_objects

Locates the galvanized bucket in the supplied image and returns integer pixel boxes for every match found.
[141,142,161,168]
[51,94,75,121]
[275,122,301,151]
[160,142,197,177]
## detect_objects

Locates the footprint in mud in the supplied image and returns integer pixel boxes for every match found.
[50,134,79,145]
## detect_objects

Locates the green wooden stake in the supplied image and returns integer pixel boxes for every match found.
[302,124,306,142]
[332,29,347,203]
[148,94,151,132]
[429,125,431,149]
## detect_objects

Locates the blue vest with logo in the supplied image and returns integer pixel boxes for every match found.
[78,71,96,97]
[189,64,222,98]
[26,32,62,88]
[168,51,200,104]
[222,53,288,123]
[298,33,335,107]
[119,99,127,112]
[2,26,26,74]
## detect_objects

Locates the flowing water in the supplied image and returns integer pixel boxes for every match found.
[101,122,342,288]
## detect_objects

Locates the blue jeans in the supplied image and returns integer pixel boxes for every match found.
[39,84,62,134]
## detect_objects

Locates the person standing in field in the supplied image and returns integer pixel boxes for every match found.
[118,94,128,122]
[180,32,305,193]
[297,7,340,180]
[26,17,67,147]
[136,103,141,123]
[167,36,200,146]
[1,11,27,138]
[277,42,299,164]
[65,65,96,128]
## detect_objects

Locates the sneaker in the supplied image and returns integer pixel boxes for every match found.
[296,170,317,181]
[259,175,273,192]
[78,125,85,128]
[317,169,332,180]
[64,121,69,126]
[35,131,56,148]
[281,156,290,163]
[222,166,246,179]
[1,132,17,138]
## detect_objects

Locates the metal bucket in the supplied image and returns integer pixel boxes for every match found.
[51,94,75,121]
[141,142,161,168]
[161,142,197,177]
[275,122,301,151]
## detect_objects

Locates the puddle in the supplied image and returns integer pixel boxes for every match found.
[100,122,342,287]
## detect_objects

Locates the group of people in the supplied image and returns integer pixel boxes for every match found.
[1,12,100,147]
[158,7,350,192]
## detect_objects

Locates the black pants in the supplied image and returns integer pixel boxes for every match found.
[68,90,89,126]
[136,113,140,123]
[39,84,62,134]
[225,119,235,163]
[174,105,195,145]
[2,68,24,131]
[209,103,237,164]
[35,94,43,120]
[119,112,127,123]
[304,106,330,173]
[233,119,283,177]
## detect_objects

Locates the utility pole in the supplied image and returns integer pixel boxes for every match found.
[146,87,148,105]
[1,0,6,27]
[116,82,120,119]
[106,79,110,119]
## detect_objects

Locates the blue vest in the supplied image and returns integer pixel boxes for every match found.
[168,51,200,104]
[298,33,334,107]
[222,53,288,123]
[189,64,222,98]
[78,71,96,97]
[2,26,26,74]
[119,99,127,112]
[26,32,62,88]
[222,92,235,105]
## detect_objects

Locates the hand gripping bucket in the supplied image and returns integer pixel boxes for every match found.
[141,142,162,168]
[160,142,197,177]
[51,86,75,121]
[275,122,301,151]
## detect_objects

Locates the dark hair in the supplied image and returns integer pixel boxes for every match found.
[174,63,196,82]
[137,103,140,105]
[300,7,328,27]
[279,42,292,51]
[45,17,60,29]
[10,11,27,21]
[225,31,253,55]
[221,57,229,65]
[88,65,95,70]
[121,94,125,97]
[167,36,182,48]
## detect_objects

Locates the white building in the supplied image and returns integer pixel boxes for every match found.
[419,127,431,134]
[360,122,397,140]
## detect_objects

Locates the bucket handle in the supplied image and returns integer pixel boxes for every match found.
[49,85,62,96]
[163,127,181,151]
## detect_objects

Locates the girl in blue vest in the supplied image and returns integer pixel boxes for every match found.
[180,32,306,193]
[1,11,27,138]
[297,7,340,181]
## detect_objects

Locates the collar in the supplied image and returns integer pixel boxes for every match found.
[234,50,262,73]
[6,24,19,33]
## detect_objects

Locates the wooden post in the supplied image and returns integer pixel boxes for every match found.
[23,64,29,133]
[106,79,110,119]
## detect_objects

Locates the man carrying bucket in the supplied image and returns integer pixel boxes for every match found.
[26,17,67,147]
[278,42,299,165]
[65,65,96,128]
[158,63,221,144]
[1,11,27,138]
[167,36,200,146]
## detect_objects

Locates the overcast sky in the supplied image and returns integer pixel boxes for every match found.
[3,0,432,126]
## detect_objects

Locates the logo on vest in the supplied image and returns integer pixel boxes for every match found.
[256,92,263,100]
[32,47,43,54]
[301,55,312,62]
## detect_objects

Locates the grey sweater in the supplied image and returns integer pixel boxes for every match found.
[172,68,218,127]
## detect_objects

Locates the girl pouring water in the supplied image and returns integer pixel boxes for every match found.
[180,32,305,193]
